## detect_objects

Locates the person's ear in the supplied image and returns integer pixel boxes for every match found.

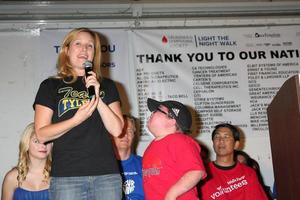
[234,140,240,150]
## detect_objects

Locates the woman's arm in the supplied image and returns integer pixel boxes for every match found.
[35,97,98,143]
[85,72,124,137]
[97,100,124,137]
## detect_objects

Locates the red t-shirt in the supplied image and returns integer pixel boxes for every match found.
[201,162,268,200]
[143,133,206,200]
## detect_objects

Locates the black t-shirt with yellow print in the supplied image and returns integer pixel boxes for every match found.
[34,76,120,177]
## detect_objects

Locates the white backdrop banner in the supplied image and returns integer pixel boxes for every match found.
[131,26,300,140]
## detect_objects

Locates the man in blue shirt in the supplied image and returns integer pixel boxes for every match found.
[112,115,145,200]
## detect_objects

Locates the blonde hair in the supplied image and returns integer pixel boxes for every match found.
[56,27,102,83]
[17,123,52,186]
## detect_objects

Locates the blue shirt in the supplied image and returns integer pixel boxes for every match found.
[13,187,49,200]
[120,154,145,200]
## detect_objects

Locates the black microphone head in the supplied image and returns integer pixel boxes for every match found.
[83,60,93,69]
[83,60,95,98]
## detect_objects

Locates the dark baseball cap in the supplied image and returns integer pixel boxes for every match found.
[147,98,192,133]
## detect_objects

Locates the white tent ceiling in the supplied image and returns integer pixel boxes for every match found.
[0,0,299,30]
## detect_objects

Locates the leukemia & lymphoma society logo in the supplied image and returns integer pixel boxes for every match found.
[161,34,194,48]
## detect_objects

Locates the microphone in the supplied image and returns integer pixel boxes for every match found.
[83,60,95,98]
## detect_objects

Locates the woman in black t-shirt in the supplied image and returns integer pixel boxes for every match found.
[33,28,124,200]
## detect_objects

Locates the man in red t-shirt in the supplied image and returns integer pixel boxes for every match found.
[200,123,268,200]
[143,98,206,200]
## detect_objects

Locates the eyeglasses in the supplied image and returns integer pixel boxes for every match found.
[154,107,175,119]
[213,135,234,142]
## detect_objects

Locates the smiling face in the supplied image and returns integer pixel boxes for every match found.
[212,127,239,158]
[67,31,95,76]
[28,135,52,160]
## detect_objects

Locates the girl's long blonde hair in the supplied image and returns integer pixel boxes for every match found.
[56,27,102,83]
[17,123,52,186]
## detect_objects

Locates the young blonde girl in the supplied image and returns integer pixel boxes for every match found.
[1,123,52,200]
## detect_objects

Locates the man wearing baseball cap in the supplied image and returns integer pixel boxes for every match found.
[142,98,207,200]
